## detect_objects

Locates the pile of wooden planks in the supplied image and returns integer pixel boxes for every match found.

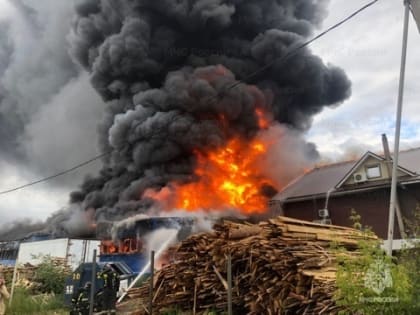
[0,257,71,293]
[122,216,375,315]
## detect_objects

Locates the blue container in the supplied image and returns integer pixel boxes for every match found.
[99,252,147,274]
[0,259,16,266]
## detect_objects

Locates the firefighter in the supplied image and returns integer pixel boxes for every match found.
[71,282,91,315]
[99,264,120,314]
[0,274,10,315]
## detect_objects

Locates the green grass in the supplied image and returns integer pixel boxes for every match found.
[6,287,68,315]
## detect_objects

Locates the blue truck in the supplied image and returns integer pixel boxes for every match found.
[64,216,195,308]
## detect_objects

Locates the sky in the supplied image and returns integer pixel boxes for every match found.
[0,0,419,224]
[309,0,420,161]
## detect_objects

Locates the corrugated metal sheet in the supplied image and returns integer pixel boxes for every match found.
[275,161,354,201]
[17,238,100,270]
[18,239,69,264]
[100,253,147,274]
[274,148,420,201]
[67,239,100,269]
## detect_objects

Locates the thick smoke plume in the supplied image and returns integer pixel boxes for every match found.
[0,0,104,183]
[66,0,351,228]
[0,219,46,241]
[1,0,352,240]
[0,0,104,239]
[66,0,350,228]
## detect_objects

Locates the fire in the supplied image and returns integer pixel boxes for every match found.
[173,137,276,214]
[255,108,271,129]
[100,239,143,254]
[143,106,278,214]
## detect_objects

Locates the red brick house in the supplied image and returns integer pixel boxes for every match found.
[270,148,420,249]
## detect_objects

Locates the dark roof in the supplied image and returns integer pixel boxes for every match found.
[397,148,420,173]
[274,147,420,202]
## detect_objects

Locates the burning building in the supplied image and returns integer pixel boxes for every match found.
[97,215,196,272]
[59,0,351,235]
[1,1,352,261]
[0,241,19,266]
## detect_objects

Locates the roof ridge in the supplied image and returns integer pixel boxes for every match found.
[392,146,420,154]
[313,159,356,170]
[313,146,420,171]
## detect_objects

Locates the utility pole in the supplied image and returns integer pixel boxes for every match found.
[386,0,410,256]
[382,134,406,239]
[149,250,155,315]
[89,249,97,315]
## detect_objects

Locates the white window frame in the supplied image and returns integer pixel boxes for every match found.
[365,164,382,179]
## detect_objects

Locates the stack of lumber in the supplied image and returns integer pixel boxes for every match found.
[0,257,71,293]
[122,216,375,315]
[0,264,36,282]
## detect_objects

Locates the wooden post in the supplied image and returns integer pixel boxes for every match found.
[89,249,97,315]
[8,259,18,307]
[227,253,233,315]
[149,250,155,315]
[193,280,198,315]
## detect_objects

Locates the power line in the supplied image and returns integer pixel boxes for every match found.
[225,0,380,91]
[0,152,110,195]
[0,0,379,196]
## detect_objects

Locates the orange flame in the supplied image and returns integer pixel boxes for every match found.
[255,108,271,129]
[172,136,276,214]
[100,239,143,254]
[143,106,278,214]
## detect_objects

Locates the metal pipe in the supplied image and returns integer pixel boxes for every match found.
[81,240,87,263]
[65,239,72,267]
[387,0,410,256]
[89,249,97,315]
[149,250,155,315]
[382,134,406,238]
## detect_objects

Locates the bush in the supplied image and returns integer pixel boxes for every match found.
[334,210,414,314]
[6,255,71,314]
[31,255,71,295]
[398,206,420,313]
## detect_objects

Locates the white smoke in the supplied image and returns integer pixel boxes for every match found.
[61,204,96,236]
[257,124,319,188]
[0,0,104,180]
[144,228,179,269]
[145,228,179,255]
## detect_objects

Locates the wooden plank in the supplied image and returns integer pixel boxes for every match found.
[122,215,365,315]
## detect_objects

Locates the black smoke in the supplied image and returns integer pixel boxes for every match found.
[0,0,351,240]
[0,219,46,241]
[64,0,351,227]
